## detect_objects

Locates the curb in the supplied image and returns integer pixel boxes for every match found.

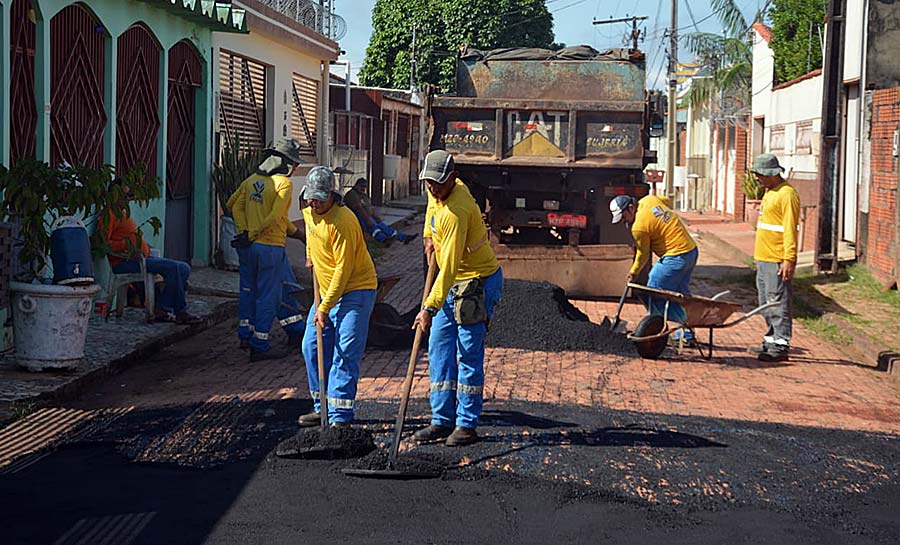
[32,299,238,407]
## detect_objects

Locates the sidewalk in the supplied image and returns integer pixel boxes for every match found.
[0,268,240,425]
[680,211,900,374]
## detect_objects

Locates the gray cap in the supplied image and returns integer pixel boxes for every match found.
[264,138,304,165]
[750,153,785,177]
[419,150,455,184]
[609,195,636,224]
[302,166,337,201]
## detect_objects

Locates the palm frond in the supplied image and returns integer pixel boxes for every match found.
[710,0,750,37]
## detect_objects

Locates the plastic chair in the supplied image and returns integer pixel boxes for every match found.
[105,254,162,322]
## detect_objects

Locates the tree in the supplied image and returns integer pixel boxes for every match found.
[768,0,827,84]
[359,0,554,92]
[682,0,759,116]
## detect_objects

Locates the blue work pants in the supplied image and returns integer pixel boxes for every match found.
[644,247,698,336]
[247,243,285,352]
[302,289,376,424]
[113,257,190,314]
[428,268,503,429]
[238,246,305,341]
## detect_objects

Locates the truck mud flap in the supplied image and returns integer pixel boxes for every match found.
[493,244,635,299]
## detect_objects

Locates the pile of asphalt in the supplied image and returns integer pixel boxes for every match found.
[488,279,635,354]
[346,448,447,476]
[275,426,375,459]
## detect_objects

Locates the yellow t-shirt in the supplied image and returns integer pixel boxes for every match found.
[630,195,697,275]
[303,204,377,314]
[422,179,475,240]
[424,178,499,309]
[227,174,293,247]
[754,181,800,263]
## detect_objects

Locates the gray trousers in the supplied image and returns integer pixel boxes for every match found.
[756,260,792,346]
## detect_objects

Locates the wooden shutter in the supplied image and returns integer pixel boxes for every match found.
[219,49,267,152]
[291,72,319,162]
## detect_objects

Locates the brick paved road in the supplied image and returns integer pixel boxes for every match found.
[29,223,896,439]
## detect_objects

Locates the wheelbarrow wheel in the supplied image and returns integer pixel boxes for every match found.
[632,315,668,359]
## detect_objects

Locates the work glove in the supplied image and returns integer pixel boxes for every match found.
[230,230,251,249]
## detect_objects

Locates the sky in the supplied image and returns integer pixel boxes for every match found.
[333,0,763,89]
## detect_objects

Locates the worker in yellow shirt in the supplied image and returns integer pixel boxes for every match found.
[610,193,698,341]
[227,139,305,361]
[297,166,377,428]
[749,154,800,362]
[413,150,503,447]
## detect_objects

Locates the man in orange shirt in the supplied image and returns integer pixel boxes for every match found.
[104,211,201,324]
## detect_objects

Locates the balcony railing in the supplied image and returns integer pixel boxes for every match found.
[255,0,346,40]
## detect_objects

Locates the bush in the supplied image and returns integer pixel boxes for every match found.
[741,172,765,200]
[213,135,263,216]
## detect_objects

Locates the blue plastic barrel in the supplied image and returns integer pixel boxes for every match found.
[50,216,94,285]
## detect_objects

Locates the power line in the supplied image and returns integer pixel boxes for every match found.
[505,0,594,31]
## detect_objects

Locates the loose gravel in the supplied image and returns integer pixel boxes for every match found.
[488,279,635,354]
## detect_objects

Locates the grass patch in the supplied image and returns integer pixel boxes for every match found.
[845,264,900,310]
[796,315,851,345]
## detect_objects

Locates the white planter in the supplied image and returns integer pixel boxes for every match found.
[219,215,240,270]
[10,281,101,372]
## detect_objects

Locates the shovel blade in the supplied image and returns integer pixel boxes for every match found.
[599,315,628,334]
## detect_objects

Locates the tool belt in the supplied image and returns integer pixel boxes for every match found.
[450,277,487,325]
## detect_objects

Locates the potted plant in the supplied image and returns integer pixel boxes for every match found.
[741,171,765,227]
[0,160,159,371]
[212,135,262,270]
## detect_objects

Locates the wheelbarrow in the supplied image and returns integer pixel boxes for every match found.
[624,282,779,360]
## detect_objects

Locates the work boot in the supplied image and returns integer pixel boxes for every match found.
[445,427,479,447]
[239,338,250,350]
[249,347,288,362]
[400,232,419,245]
[758,345,790,362]
[413,424,453,444]
[330,422,352,429]
[297,411,321,427]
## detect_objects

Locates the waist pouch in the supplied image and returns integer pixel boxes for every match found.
[450,277,487,326]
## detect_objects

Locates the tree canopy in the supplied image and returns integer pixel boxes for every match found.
[768,0,827,84]
[359,0,555,92]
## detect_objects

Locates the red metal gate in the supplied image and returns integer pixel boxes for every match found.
[116,24,161,179]
[50,4,107,168]
[10,0,37,164]
[165,40,202,262]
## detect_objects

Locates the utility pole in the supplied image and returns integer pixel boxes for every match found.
[410,25,418,92]
[816,0,847,273]
[665,0,678,200]
[591,16,648,51]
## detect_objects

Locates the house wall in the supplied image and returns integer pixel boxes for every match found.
[213,27,330,223]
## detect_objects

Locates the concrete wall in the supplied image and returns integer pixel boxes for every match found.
[866,0,900,89]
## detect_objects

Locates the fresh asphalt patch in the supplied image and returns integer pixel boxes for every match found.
[1,397,898,544]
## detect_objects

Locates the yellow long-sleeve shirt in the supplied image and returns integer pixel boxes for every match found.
[630,195,697,275]
[226,174,293,247]
[754,181,800,263]
[424,178,499,310]
[303,204,377,314]
[422,179,474,240]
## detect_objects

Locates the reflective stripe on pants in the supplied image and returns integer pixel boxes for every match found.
[428,267,503,429]
[302,289,376,424]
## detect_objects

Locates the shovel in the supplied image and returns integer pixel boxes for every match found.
[343,254,441,479]
[601,282,629,334]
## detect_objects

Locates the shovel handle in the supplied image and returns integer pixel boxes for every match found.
[612,282,629,329]
[390,254,437,459]
[312,272,328,429]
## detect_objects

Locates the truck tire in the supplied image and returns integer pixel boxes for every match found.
[632,314,668,359]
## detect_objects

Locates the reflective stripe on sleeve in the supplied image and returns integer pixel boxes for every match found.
[756,222,785,232]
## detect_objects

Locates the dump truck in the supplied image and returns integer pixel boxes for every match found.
[425,45,665,297]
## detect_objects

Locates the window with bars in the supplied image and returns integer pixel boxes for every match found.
[291,72,319,162]
[219,49,267,152]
